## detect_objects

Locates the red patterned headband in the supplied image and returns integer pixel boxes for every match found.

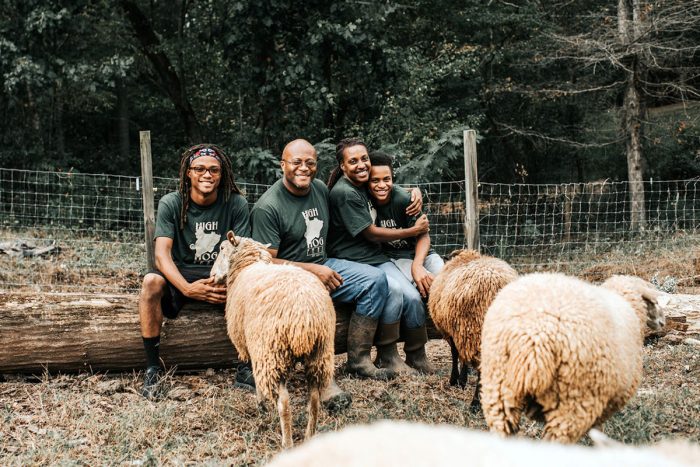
[189,148,221,164]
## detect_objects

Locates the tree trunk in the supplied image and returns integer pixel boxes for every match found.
[53,81,65,159]
[0,293,442,374]
[119,0,203,143]
[623,67,646,230]
[619,0,646,230]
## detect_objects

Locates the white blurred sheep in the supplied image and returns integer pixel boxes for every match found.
[265,420,698,467]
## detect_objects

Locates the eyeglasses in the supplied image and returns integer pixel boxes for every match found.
[189,166,222,176]
[283,159,317,169]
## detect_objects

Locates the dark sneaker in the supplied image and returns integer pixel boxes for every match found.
[234,363,255,392]
[141,366,163,399]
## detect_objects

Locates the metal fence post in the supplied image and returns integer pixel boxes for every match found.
[139,131,156,271]
[463,129,480,251]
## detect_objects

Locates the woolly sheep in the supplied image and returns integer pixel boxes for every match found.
[265,420,699,467]
[210,231,335,449]
[427,249,518,408]
[480,273,668,443]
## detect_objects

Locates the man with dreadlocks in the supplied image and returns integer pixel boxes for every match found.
[138,144,251,399]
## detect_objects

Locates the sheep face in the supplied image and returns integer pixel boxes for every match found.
[602,275,669,331]
[209,231,271,284]
[210,236,238,284]
[645,293,668,331]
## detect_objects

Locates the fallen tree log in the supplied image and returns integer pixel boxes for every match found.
[0,292,443,374]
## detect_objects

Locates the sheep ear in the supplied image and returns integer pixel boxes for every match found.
[227,231,239,246]
[263,243,271,249]
[641,289,667,311]
[448,249,463,259]
[588,429,620,448]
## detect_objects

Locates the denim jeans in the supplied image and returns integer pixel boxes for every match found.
[324,258,397,323]
[390,253,445,284]
[377,261,424,329]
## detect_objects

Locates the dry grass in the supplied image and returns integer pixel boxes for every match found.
[1,340,698,465]
[1,229,699,464]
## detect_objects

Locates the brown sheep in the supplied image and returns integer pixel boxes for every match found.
[210,231,335,449]
[428,249,518,409]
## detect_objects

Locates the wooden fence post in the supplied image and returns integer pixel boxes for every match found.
[139,131,156,271]
[463,129,480,251]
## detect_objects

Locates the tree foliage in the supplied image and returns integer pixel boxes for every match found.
[0,0,697,184]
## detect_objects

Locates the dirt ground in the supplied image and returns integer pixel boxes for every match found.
[1,334,699,466]
[1,238,699,465]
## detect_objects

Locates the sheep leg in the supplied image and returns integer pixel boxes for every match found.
[449,338,460,386]
[458,362,470,388]
[542,399,602,444]
[469,371,482,413]
[304,385,321,440]
[277,383,293,448]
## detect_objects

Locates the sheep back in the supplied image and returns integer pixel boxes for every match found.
[428,252,517,365]
[226,261,335,402]
[480,273,646,441]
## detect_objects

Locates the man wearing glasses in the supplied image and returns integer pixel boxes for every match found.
[138,144,251,398]
[249,139,422,410]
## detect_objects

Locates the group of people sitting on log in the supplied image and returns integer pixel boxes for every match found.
[137,138,445,407]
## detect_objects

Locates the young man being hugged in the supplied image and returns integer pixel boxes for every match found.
[366,150,445,373]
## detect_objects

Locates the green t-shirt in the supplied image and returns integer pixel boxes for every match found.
[154,191,251,274]
[251,179,329,264]
[373,186,434,260]
[327,176,388,266]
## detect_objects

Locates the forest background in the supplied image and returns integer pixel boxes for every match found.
[1,0,699,188]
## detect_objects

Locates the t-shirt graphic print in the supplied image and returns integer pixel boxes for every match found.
[191,221,221,263]
[301,208,324,258]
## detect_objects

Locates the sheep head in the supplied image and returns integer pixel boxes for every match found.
[601,275,669,332]
[442,249,481,275]
[210,231,272,285]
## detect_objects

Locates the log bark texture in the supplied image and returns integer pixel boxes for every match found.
[0,292,442,374]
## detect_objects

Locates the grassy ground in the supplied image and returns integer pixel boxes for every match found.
[1,339,699,466]
[1,229,698,464]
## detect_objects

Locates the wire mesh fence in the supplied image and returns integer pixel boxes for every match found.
[477,179,700,280]
[1,168,698,293]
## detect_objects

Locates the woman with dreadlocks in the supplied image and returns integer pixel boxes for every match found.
[138,144,252,399]
[326,138,430,378]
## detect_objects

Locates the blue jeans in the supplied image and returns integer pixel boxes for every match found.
[390,253,445,283]
[378,261,424,329]
[324,258,395,323]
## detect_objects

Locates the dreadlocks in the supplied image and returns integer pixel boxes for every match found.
[177,143,241,230]
[327,137,368,190]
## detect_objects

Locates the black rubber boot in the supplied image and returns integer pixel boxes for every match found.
[374,321,417,375]
[346,313,396,380]
[320,378,352,414]
[404,326,435,374]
